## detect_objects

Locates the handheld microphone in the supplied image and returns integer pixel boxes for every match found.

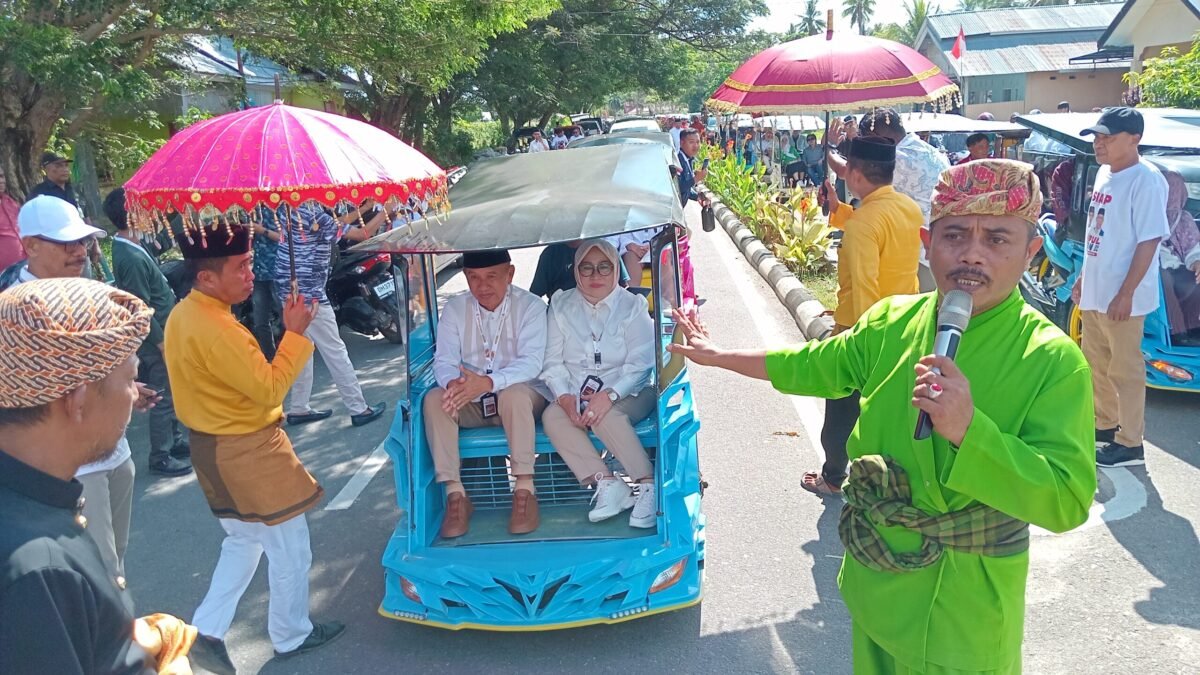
[914,290,973,441]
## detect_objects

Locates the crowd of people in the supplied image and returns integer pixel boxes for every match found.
[0,100,1195,674]
[0,158,403,672]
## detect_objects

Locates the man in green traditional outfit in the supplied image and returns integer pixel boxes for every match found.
[670,159,1097,674]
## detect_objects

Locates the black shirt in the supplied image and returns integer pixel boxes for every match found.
[0,450,153,674]
[530,243,577,299]
[26,179,79,207]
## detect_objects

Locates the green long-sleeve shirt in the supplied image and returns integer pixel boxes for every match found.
[111,236,175,353]
[767,290,1096,672]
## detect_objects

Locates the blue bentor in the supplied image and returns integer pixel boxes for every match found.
[352,143,706,630]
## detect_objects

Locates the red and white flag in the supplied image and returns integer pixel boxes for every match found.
[951,27,966,60]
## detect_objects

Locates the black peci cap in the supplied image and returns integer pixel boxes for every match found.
[848,136,896,163]
[177,222,251,260]
[463,250,512,269]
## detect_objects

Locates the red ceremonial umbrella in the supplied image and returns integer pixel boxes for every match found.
[125,101,445,221]
[707,30,959,114]
[124,101,446,290]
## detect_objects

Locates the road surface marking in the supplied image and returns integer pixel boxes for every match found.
[1031,466,1146,536]
[325,441,389,511]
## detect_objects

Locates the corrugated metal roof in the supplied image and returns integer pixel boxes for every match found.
[946,41,1125,77]
[928,3,1123,40]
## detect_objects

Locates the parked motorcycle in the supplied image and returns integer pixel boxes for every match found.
[327,249,404,344]
[1020,214,1086,342]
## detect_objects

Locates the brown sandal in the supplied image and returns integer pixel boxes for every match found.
[801,471,843,496]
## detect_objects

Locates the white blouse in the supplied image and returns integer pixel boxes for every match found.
[541,285,655,400]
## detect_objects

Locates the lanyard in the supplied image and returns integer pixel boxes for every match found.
[473,293,511,374]
[587,301,606,368]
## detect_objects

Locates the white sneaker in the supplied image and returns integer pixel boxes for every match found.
[588,476,635,522]
[629,483,657,528]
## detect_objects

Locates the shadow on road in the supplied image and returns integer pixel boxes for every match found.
[1144,389,1199,472]
[250,497,853,675]
[1105,467,1200,630]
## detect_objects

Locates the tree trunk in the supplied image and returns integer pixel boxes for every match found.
[0,83,66,198]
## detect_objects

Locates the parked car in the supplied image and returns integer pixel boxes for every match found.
[609,116,662,133]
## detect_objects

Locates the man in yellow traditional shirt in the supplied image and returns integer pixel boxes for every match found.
[804,133,923,496]
[164,220,344,674]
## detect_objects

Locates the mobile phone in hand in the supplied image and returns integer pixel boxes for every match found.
[579,375,604,414]
[701,158,710,170]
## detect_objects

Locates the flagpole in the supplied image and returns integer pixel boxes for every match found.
[957,26,967,117]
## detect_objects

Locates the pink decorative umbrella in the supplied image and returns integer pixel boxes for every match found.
[707,31,959,114]
[124,101,446,227]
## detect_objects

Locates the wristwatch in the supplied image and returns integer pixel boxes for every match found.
[606,389,620,403]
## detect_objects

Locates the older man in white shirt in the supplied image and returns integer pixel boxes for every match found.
[424,250,548,538]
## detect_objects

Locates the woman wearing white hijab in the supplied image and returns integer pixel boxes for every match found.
[540,239,658,527]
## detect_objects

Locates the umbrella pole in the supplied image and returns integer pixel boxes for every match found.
[286,203,298,299]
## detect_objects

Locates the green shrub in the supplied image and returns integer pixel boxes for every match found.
[706,154,833,275]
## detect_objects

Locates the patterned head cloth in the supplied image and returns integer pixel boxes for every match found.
[931,159,1042,225]
[0,278,151,408]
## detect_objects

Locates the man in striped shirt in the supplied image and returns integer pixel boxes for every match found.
[274,202,385,428]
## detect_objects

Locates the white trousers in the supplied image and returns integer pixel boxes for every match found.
[287,303,368,416]
[191,515,314,652]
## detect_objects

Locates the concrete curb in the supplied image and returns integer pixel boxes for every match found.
[701,188,834,341]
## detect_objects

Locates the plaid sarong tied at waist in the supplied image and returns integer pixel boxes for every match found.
[838,455,1030,573]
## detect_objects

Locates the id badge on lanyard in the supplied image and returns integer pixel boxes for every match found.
[475,296,509,419]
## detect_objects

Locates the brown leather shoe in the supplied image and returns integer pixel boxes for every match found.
[440,492,474,538]
[508,489,539,534]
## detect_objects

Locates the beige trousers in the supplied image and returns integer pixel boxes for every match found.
[423,383,547,483]
[543,387,657,483]
[1081,310,1147,446]
[78,456,136,579]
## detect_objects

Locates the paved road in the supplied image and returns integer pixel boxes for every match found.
[123,203,1200,673]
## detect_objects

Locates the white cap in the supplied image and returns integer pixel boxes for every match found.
[18,196,106,242]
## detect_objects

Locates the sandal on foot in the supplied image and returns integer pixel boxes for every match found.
[801,471,843,496]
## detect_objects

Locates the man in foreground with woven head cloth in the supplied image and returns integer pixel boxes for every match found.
[164,219,343,674]
[1,195,141,585]
[669,160,1097,673]
[0,278,194,674]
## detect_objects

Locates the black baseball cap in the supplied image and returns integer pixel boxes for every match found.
[1081,107,1144,136]
[40,151,71,166]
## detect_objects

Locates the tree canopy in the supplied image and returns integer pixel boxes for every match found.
[467,0,765,133]
[0,0,553,194]
[1127,35,1200,109]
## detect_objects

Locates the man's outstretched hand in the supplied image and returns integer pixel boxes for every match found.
[667,306,722,366]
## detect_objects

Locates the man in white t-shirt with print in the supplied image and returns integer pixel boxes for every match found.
[1072,107,1170,468]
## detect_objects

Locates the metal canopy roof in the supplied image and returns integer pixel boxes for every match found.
[1013,111,1200,154]
[351,143,684,254]
[1069,45,1135,65]
[900,112,1031,136]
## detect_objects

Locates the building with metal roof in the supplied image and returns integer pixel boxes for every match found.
[1093,0,1200,72]
[914,3,1128,119]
